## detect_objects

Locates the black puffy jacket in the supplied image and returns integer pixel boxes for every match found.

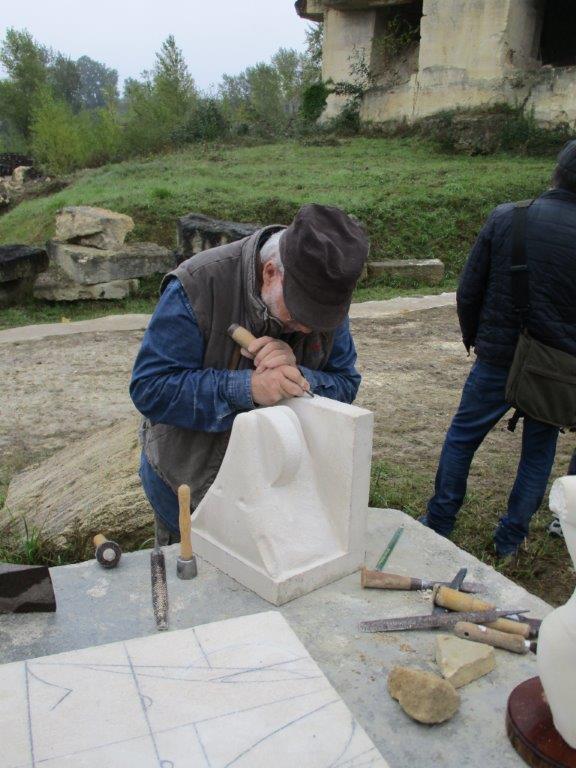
[457,188,576,367]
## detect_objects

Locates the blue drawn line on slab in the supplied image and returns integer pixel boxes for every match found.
[123,641,163,767]
[327,717,356,768]
[24,662,36,768]
[194,723,213,768]
[27,666,73,711]
[221,697,340,767]
[192,628,212,668]
[333,746,383,767]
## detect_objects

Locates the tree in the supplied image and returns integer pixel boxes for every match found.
[0,28,49,137]
[153,35,196,121]
[49,54,82,112]
[76,55,118,109]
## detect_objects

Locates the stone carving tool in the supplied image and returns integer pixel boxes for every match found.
[93,534,122,569]
[374,525,404,570]
[0,562,57,613]
[361,568,483,593]
[150,547,168,631]
[360,608,529,633]
[432,567,467,615]
[454,621,537,655]
[228,323,314,397]
[433,585,535,638]
[177,484,197,580]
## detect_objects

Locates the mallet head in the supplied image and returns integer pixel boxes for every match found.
[93,534,122,569]
[176,555,198,580]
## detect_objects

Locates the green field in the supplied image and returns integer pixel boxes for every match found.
[0,137,553,276]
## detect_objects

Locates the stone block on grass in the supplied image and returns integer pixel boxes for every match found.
[55,206,135,250]
[0,245,48,308]
[367,259,445,285]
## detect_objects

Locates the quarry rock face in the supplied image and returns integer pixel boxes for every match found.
[388,666,460,724]
[55,206,135,250]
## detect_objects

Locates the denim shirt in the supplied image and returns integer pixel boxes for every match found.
[130,278,361,531]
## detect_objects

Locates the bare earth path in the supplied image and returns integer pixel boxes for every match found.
[1,300,573,603]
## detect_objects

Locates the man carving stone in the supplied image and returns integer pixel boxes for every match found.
[421,141,576,560]
[130,204,368,543]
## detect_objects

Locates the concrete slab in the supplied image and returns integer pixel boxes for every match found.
[0,293,456,345]
[0,508,549,767]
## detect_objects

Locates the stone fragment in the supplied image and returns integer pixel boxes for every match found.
[1,417,152,555]
[367,259,445,286]
[11,166,34,187]
[0,245,48,308]
[47,240,173,285]
[192,396,374,605]
[435,635,496,688]
[176,212,257,261]
[55,206,134,249]
[388,666,460,724]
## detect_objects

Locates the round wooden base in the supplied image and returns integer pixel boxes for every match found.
[506,676,576,768]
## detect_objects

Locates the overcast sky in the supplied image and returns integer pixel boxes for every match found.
[1,1,313,92]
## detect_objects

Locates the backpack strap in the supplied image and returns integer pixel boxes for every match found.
[510,199,534,329]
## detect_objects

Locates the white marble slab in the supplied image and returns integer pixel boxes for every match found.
[192,396,374,604]
[1,611,387,768]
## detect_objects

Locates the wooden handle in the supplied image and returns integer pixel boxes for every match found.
[93,533,107,547]
[361,568,414,590]
[433,585,531,638]
[178,484,193,560]
[454,622,529,654]
[228,324,256,351]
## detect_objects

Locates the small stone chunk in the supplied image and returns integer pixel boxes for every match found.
[388,666,460,724]
[435,634,495,689]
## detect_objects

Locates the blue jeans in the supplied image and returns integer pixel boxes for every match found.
[426,360,559,555]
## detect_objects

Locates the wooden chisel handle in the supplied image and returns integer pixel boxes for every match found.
[433,585,531,638]
[454,622,530,654]
[228,324,256,351]
[178,484,193,560]
[361,568,414,590]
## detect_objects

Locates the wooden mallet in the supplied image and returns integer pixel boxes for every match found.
[93,534,122,569]
[177,484,197,580]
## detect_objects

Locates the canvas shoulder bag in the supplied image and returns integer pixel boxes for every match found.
[505,200,576,429]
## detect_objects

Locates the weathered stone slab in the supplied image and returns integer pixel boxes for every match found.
[2,417,151,555]
[436,634,496,688]
[0,245,48,307]
[367,259,445,285]
[388,666,460,724]
[55,206,134,250]
[34,272,139,301]
[176,212,257,261]
[48,240,173,285]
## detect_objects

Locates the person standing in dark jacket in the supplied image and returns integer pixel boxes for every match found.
[421,140,576,558]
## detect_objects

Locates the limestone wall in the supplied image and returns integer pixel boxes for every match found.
[299,0,576,127]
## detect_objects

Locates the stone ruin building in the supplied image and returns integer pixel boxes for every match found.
[295,0,576,127]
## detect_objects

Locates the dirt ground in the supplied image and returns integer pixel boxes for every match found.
[1,305,574,603]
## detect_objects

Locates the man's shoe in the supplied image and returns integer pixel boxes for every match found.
[494,544,519,567]
[548,516,564,538]
[417,514,430,527]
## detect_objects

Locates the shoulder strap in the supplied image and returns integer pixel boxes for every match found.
[510,199,533,328]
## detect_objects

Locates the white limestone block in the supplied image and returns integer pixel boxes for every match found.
[192,395,374,604]
[0,611,388,767]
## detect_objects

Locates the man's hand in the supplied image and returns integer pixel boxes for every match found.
[242,336,297,373]
[251,365,310,405]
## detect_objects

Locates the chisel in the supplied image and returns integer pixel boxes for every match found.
[361,567,483,594]
[360,608,528,633]
[454,621,537,655]
[433,585,535,638]
[228,323,314,397]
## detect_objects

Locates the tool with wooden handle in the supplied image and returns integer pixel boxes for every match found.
[360,608,528,633]
[454,621,536,654]
[361,568,483,593]
[177,484,197,580]
[93,533,122,568]
[433,585,533,638]
[228,323,314,397]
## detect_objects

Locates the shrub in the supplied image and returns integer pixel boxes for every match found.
[300,81,329,124]
[171,98,228,144]
[30,88,86,174]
